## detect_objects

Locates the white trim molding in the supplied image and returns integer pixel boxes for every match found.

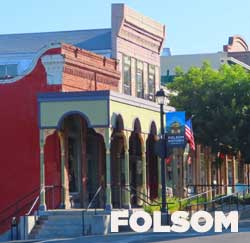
[41,54,65,85]
[0,43,61,84]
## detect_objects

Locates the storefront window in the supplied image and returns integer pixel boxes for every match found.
[136,60,144,98]
[123,55,131,95]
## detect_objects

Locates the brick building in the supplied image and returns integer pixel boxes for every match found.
[0,4,171,234]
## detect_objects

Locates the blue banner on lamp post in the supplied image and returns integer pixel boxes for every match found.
[166,111,186,148]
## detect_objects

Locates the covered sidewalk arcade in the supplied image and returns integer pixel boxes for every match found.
[38,90,174,211]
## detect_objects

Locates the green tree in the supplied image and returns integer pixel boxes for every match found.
[167,62,250,159]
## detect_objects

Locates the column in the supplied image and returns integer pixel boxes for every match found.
[172,148,178,197]
[221,156,225,194]
[124,131,131,209]
[58,131,66,209]
[217,163,221,195]
[104,128,112,211]
[179,149,184,198]
[244,164,247,185]
[206,147,212,200]
[192,153,196,185]
[157,157,162,198]
[183,144,190,197]
[225,155,229,194]
[39,130,46,211]
[141,135,147,201]
[247,164,250,192]
[232,156,236,193]
[196,145,201,193]
[81,121,88,208]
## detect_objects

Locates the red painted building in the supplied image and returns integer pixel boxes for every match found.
[0,4,166,235]
[0,43,119,232]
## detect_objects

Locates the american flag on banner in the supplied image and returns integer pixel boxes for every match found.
[185,119,195,151]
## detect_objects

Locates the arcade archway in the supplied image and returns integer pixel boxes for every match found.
[146,122,159,200]
[129,118,144,207]
[58,113,105,208]
[110,115,127,208]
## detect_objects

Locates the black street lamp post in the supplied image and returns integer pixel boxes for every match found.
[156,88,168,214]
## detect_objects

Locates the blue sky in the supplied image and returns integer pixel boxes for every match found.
[1,0,250,55]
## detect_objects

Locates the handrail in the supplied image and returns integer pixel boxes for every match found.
[25,195,40,216]
[0,184,59,232]
[185,187,250,212]
[128,185,161,206]
[25,185,57,216]
[0,199,39,228]
[86,186,103,211]
[188,192,239,210]
[0,187,40,217]
[82,185,104,236]
[123,187,155,206]
[179,188,216,202]
[122,184,175,207]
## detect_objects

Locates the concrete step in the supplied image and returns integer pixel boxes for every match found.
[30,223,83,239]
[36,228,82,235]
[44,220,82,226]
[29,209,132,239]
[39,224,82,229]
[30,231,82,240]
[45,216,82,221]
[29,210,86,240]
[46,209,84,216]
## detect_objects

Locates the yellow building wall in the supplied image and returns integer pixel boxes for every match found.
[40,100,108,128]
[110,100,161,133]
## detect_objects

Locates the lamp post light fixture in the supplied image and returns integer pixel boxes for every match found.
[155,88,168,214]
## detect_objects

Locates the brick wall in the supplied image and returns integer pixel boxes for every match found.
[61,44,120,92]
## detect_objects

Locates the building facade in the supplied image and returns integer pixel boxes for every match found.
[161,35,250,84]
[0,4,171,233]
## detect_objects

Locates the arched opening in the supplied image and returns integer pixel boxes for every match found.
[146,121,159,200]
[86,129,106,208]
[110,114,126,208]
[129,118,143,207]
[44,131,61,209]
[62,114,85,208]
[59,113,105,208]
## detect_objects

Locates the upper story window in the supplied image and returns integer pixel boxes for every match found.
[123,55,131,95]
[148,64,155,101]
[0,64,18,79]
[136,60,144,98]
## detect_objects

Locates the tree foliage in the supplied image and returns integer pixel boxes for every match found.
[167,62,250,161]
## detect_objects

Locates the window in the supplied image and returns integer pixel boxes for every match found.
[148,64,155,101]
[136,60,144,98]
[0,64,18,79]
[123,55,131,95]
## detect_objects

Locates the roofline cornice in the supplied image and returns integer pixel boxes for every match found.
[38,90,175,113]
